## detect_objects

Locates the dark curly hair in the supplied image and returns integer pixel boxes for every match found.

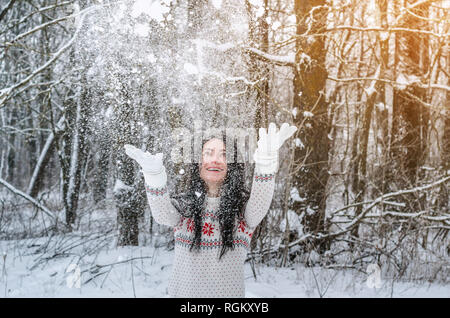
[170,134,250,259]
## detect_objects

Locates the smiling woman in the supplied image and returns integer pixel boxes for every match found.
[199,137,228,197]
[174,134,250,262]
[124,122,297,297]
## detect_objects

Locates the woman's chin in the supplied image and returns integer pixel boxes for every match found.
[204,176,225,184]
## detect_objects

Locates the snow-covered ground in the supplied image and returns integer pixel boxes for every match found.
[0,194,447,298]
[0,236,448,298]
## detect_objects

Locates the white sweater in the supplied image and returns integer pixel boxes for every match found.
[144,171,276,298]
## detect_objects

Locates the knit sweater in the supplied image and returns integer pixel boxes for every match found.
[144,171,276,298]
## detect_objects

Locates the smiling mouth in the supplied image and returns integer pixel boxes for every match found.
[206,168,223,172]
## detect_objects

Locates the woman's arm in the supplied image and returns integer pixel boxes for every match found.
[244,122,297,229]
[244,171,276,229]
[143,170,181,227]
[123,144,181,227]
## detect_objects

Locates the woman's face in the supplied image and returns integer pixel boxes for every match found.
[199,138,227,188]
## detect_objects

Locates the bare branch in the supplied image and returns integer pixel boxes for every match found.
[0,177,57,220]
[395,0,443,25]
[287,175,450,248]
[323,26,448,38]
[0,3,113,108]
[0,0,16,24]
[6,15,75,46]
[327,76,450,92]
[26,116,65,196]
[243,47,295,67]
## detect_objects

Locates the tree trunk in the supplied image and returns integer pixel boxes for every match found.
[114,65,146,246]
[245,0,270,129]
[27,120,62,198]
[351,0,387,238]
[65,79,90,226]
[114,87,142,247]
[393,0,430,188]
[6,108,17,183]
[292,0,330,252]
[58,42,90,229]
[93,130,110,203]
[245,0,271,258]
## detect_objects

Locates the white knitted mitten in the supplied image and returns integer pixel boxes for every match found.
[253,122,298,175]
[124,144,167,188]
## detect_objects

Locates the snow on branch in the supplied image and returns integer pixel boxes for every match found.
[0,177,57,220]
[324,26,449,38]
[327,75,450,92]
[244,47,295,67]
[26,115,65,195]
[357,175,449,213]
[0,3,108,108]
[395,0,438,25]
[11,1,74,29]
[7,14,76,46]
[287,175,450,248]
[333,210,450,223]
[370,211,450,222]
[187,39,296,68]
[331,175,450,236]
[0,0,16,23]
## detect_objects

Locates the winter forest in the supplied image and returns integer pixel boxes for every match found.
[0,0,449,298]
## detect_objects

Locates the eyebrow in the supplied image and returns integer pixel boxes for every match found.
[203,148,226,152]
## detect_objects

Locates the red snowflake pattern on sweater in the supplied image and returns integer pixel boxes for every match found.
[202,222,215,236]
[237,220,246,233]
[186,218,194,233]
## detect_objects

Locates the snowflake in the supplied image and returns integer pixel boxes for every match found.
[186,218,194,232]
[238,220,246,233]
[202,222,215,236]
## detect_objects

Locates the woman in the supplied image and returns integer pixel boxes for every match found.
[124,122,297,297]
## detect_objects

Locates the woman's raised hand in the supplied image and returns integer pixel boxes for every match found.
[254,122,298,174]
[256,122,298,156]
[277,122,298,148]
[124,144,164,175]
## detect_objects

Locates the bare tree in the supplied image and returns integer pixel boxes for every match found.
[292,0,330,252]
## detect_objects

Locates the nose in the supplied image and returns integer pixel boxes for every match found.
[206,154,224,166]
[214,152,226,164]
